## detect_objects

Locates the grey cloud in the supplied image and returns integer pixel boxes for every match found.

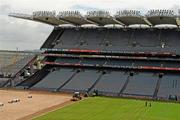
[0,4,53,50]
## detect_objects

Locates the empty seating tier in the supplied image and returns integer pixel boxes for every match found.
[42,28,180,54]
[93,71,128,95]
[123,72,158,96]
[158,74,180,99]
[32,68,76,91]
[60,70,102,92]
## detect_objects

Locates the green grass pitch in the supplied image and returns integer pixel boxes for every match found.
[34,97,180,120]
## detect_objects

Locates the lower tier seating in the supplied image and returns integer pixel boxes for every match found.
[158,74,180,99]
[93,71,128,95]
[32,68,76,91]
[60,70,102,92]
[123,72,158,96]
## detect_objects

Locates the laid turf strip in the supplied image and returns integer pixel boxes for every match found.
[34,97,180,120]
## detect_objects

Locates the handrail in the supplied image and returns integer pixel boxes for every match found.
[43,48,177,57]
[44,61,180,72]
[43,53,180,62]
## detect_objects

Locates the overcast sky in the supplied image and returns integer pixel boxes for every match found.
[0,0,179,50]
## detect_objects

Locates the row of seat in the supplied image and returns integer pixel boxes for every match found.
[0,55,35,76]
[54,57,180,68]
[29,68,180,99]
[44,29,180,54]
[37,27,180,100]
[0,53,27,68]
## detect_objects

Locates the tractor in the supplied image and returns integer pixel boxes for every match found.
[71,92,82,101]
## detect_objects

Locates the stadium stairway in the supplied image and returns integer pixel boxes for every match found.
[0,55,37,88]
[122,72,158,97]
[16,65,51,89]
[118,74,131,95]
[0,78,10,87]
[153,74,163,98]
[92,71,128,96]
[59,69,103,93]
[11,55,37,86]
[87,71,104,93]
[157,74,180,100]
[31,68,79,91]
[55,69,80,91]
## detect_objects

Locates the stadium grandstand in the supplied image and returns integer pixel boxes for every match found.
[0,50,39,87]
[7,9,180,101]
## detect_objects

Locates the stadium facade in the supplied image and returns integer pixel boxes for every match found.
[4,9,180,101]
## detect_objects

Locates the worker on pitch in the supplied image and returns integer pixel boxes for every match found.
[145,101,148,107]
[145,101,152,107]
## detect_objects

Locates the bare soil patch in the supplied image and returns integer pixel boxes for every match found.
[0,89,71,120]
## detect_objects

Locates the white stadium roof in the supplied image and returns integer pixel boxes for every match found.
[146,10,178,26]
[114,10,151,26]
[86,11,123,26]
[9,9,180,27]
[58,11,93,25]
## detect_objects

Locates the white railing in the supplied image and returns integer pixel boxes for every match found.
[86,11,110,17]
[32,11,56,17]
[58,11,82,18]
[115,10,141,17]
[146,10,174,17]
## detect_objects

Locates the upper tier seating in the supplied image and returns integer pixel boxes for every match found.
[43,28,180,54]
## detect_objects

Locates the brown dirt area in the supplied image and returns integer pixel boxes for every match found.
[0,89,72,120]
